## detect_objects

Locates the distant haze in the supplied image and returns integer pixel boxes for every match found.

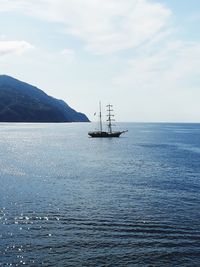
[0,0,199,122]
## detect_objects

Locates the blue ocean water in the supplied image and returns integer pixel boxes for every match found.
[0,123,200,266]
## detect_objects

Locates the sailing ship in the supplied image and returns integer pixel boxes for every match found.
[88,102,127,138]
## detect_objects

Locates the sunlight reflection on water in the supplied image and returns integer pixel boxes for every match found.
[0,123,200,266]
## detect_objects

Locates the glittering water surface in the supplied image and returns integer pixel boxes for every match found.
[0,123,200,266]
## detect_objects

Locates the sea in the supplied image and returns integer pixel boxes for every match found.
[0,123,200,267]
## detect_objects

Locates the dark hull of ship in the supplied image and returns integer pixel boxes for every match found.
[88,131,124,138]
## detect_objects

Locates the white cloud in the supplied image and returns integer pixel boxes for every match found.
[0,41,34,57]
[0,0,171,54]
[114,41,200,90]
[112,40,200,121]
[61,48,75,56]
[60,48,75,62]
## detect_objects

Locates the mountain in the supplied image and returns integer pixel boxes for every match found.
[0,75,89,122]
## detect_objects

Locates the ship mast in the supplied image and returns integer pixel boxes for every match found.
[107,104,115,133]
[99,101,103,132]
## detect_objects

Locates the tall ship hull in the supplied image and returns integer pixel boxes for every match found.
[88,131,125,138]
[88,102,127,138]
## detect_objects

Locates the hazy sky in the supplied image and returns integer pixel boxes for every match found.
[0,0,199,122]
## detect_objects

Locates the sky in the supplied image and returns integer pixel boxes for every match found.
[0,0,199,122]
